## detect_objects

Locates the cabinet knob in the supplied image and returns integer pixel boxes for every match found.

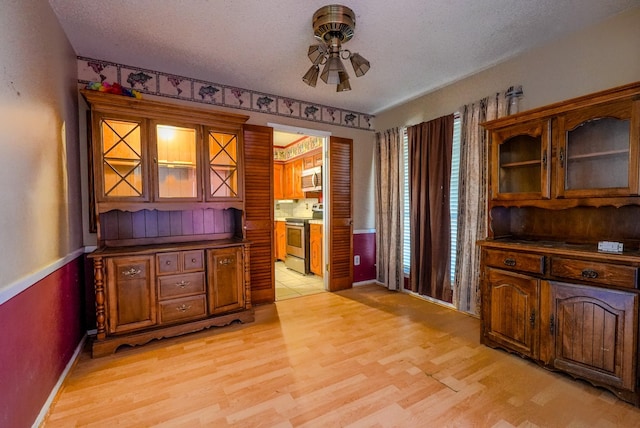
[166,261,171,265]
[191,258,197,263]
[176,304,191,312]
[122,267,142,277]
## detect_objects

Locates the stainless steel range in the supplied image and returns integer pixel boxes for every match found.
[284,218,311,274]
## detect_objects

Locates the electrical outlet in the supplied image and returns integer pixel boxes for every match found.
[354,255,360,266]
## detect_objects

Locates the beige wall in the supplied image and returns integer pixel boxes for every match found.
[375,7,640,130]
[0,1,81,294]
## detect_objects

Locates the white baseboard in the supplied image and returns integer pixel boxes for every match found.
[32,334,87,428]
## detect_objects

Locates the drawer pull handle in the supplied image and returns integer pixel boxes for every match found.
[176,304,192,312]
[122,268,142,277]
[581,269,599,279]
[503,258,516,267]
[175,280,191,288]
[219,258,233,265]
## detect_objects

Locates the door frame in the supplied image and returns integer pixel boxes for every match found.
[269,122,330,289]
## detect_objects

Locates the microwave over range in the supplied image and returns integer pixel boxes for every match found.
[301,166,322,192]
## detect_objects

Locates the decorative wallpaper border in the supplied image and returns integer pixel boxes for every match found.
[77,56,374,131]
[273,136,323,161]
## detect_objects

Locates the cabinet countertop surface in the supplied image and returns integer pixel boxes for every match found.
[478,238,640,261]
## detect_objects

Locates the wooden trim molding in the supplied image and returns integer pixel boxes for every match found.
[0,247,86,306]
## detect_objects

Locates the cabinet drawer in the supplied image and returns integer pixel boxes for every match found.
[157,252,180,275]
[483,249,544,274]
[158,272,206,300]
[550,257,638,289]
[116,263,148,281]
[183,250,204,272]
[159,295,207,324]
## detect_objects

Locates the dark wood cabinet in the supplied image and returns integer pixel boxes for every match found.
[490,120,551,200]
[105,256,156,334]
[543,281,638,392]
[482,267,538,359]
[84,90,254,357]
[555,99,639,198]
[208,247,244,314]
[480,82,640,406]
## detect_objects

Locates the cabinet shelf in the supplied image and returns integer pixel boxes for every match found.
[500,159,542,168]
[158,160,196,169]
[567,149,628,161]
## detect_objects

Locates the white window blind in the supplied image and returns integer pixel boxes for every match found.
[402,114,462,283]
[402,129,411,275]
[450,115,461,282]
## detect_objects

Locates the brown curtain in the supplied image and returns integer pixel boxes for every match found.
[407,115,454,301]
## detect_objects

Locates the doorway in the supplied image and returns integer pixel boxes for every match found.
[273,127,327,301]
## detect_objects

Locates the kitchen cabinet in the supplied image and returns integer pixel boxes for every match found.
[275,220,287,261]
[479,82,640,407]
[83,90,254,357]
[310,223,323,277]
[303,148,323,169]
[283,158,304,199]
[274,162,284,200]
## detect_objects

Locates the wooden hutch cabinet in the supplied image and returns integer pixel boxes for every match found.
[83,89,254,357]
[479,82,640,406]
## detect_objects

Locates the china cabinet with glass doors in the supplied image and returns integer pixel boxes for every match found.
[479,82,640,407]
[82,90,254,357]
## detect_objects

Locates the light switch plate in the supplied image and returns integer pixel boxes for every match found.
[598,241,623,253]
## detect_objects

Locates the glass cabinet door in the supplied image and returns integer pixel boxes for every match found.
[206,129,241,200]
[154,123,200,200]
[98,117,147,201]
[556,100,638,198]
[491,121,551,200]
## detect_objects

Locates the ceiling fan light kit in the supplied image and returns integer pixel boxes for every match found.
[302,4,370,92]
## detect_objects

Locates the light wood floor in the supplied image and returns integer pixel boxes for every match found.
[43,284,640,427]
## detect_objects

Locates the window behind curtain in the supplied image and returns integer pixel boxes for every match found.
[402,115,461,282]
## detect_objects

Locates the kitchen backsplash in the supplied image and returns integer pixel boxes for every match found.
[275,198,319,219]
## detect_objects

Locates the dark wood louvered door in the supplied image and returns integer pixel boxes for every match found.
[328,136,353,291]
[243,124,275,304]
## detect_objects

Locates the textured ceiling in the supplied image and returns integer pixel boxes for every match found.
[49,0,638,115]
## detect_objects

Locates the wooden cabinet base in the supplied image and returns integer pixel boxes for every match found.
[91,309,254,357]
